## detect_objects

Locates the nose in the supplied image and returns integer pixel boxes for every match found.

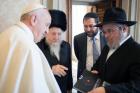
[85,27,91,32]
[56,34,60,40]
[45,30,48,34]
[103,32,110,40]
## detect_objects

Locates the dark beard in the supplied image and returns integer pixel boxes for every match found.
[85,31,98,37]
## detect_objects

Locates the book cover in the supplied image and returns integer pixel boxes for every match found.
[73,69,102,93]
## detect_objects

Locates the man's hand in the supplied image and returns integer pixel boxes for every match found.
[91,70,99,74]
[88,87,105,93]
[88,70,105,93]
[52,64,68,77]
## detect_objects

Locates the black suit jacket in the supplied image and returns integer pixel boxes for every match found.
[74,32,106,78]
[37,39,73,93]
[93,37,140,93]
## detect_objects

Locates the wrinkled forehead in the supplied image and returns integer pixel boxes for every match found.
[49,27,63,33]
[100,23,124,34]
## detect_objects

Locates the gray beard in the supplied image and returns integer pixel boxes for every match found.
[49,42,61,61]
[108,31,128,49]
[107,42,120,49]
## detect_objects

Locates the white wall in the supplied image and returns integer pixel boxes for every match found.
[47,0,68,41]
[0,0,40,32]
[122,0,140,43]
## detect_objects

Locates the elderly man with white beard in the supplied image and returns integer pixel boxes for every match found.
[37,9,73,93]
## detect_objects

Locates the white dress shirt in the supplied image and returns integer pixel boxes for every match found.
[86,31,101,71]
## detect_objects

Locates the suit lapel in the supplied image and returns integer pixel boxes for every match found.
[106,37,133,63]
[100,32,106,50]
[81,34,87,64]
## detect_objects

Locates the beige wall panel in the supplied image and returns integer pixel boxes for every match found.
[0,0,40,32]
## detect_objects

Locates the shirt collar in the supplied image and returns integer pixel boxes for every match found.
[94,31,100,40]
[120,35,131,46]
[87,30,100,41]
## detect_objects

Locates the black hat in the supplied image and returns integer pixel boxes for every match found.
[95,7,137,27]
[49,9,67,31]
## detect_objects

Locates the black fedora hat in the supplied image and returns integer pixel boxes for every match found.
[49,9,67,31]
[95,7,137,27]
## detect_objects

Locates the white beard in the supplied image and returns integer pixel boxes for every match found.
[108,31,128,49]
[107,42,119,49]
[49,42,61,61]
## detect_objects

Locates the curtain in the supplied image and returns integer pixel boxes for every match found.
[128,0,140,43]
[133,0,140,43]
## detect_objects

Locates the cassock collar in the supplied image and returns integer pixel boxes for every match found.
[16,22,34,42]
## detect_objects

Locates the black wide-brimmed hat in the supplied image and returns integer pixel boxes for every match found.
[49,9,67,31]
[95,7,137,27]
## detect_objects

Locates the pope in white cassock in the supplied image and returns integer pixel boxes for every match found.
[0,3,61,93]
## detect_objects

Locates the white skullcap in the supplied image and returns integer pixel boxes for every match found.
[21,3,46,15]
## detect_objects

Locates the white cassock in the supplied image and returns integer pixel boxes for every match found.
[0,22,61,93]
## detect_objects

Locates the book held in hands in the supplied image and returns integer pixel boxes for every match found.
[73,69,103,93]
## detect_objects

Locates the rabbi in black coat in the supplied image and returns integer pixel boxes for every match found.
[88,7,140,93]
[38,10,73,93]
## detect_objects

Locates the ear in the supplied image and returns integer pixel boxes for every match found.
[30,15,37,26]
